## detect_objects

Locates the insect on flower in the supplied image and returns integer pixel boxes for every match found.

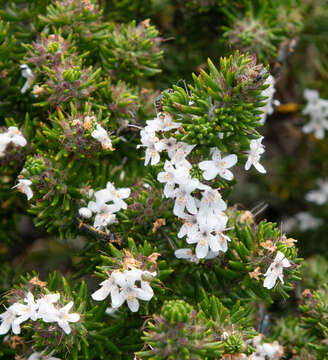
[154,89,174,113]
[254,68,269,83]
[76,217,118,244]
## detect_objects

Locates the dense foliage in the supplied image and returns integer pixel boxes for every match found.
[0,0,328,359]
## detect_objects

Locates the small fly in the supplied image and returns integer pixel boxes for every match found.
[154,88,174,113]
[254,68,269,83]
[76,217,117,244]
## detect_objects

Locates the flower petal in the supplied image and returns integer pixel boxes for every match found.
[127,298,139,312]
[263,274,277,289]
[223,154,238,168]
[254,161,266,174]
[195,240,209,259]
[58,320,71,334]
[68,313,80,323]
[92,286,110,301]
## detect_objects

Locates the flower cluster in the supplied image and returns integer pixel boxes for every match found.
[0,126,27,157]
[91,253,156,313]
[79,181,131,230]
[305,179,328,205]
[302,89,328,139]
[0,291,80,336]
[53,107,116,156]
[139,111,266,260]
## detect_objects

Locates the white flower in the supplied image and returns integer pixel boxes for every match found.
[305,180,328,205]
[187,218,219,259]
[303,89,319,106]
[303,89,328,116]
[199,149,237,181]
[155,137,178,154]
[305,189,327,204]
[250,341,284,360]
[157,160,188,198]
[302,89,328,139]
[111,269,155,312]
[91,124,114,150]
[177,214,199,239]
[93,269,156,313]
[28,349,61,360]
[0,127,27,156]
[20,64,34,94]
[0,133,10,157]
[185,215,229,259]
[91,277,120,304]
[174,248,200,263]
[261,342,284,359]
[12,292,39,326]
[173,179,204,217]
[199,187,227,219]
[81,181,130,230]
[12,179,33,200]
[168,142,195,169]
[145,112,181,133]
[213,217,231,253]
[0,306,20,335]
[245,137,266,174]
[43,301,80,335]
[294,212,323,231]
[87,200,118,229]
[167,141,192,159]
[157,161,178,198]
[259,75,280,124]
[157,112,181,131]
[174,248,219,262]
[7,127,27,147]
[263,251,291,289]
[37,293,60,321]
[138,129,161,166]
[302,117,328,139]
[94,182,130,210]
